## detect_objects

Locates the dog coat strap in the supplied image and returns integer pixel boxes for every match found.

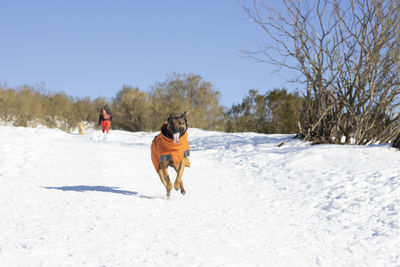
[159,154,173,162]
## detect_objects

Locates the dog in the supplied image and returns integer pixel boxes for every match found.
[78,122,85,136]
[151,111,190,198]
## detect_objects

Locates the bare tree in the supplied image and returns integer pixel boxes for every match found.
[245,0,400,144]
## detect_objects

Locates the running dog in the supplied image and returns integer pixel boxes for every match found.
[151,111,190,198]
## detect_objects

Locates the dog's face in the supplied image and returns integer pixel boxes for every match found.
[167,111,187,143]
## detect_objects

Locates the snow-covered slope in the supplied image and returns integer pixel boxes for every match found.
[0,125,399,266]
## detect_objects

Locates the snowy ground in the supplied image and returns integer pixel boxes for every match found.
[0,125,399,266]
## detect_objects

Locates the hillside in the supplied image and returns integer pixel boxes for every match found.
[0,125,399,266]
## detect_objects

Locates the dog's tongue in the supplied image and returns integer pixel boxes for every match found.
[172,132,180,144]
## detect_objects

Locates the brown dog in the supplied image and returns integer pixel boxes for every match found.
[151,111,190,198]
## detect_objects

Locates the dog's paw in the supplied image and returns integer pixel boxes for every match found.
[174,181,181,191]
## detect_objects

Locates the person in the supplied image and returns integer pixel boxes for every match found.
[98,105,112,134]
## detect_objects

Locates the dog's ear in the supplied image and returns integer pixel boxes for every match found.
[182,111,188,126]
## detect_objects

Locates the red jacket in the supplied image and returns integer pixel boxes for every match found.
[151,125,190,172]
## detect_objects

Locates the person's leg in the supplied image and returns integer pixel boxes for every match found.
[101,121,106,133]
[106,121,110,134]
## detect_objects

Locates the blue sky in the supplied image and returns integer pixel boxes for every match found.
[0,0,293,107]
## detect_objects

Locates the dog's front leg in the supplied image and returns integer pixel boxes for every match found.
[174,157,186,195]
[158,162,172,197]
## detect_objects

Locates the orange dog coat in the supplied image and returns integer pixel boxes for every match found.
[151,126,191,172]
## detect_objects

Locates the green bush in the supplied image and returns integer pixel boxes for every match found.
[224,89,302,134]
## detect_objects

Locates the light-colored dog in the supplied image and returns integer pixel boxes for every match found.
[78,122,85,136]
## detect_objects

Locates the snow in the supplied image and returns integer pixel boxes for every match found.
[1,125,400,266]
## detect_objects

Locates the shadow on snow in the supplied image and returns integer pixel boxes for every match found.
[43,185,156,199]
